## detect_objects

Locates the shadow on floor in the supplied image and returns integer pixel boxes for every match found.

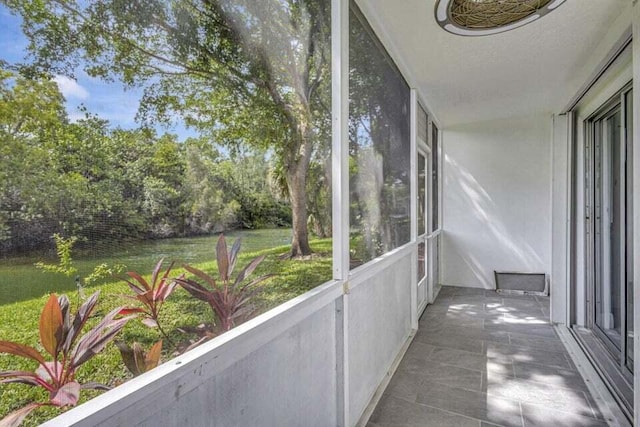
[367,286,610,427]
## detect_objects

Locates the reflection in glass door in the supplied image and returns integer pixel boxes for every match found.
[590,87,634,374]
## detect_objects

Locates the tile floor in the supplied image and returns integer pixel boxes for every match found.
[367,285,610,427]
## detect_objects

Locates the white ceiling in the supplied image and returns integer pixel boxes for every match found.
[357,0,631,126]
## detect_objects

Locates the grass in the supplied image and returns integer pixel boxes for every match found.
[0,231,332,426]
[0,229,295,306]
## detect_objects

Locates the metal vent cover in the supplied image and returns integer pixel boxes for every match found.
[494,271,547,296]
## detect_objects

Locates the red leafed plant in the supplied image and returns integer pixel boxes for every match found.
[0,292,132,427]
[116,340,163,377]
[120,259,180,340]
[175,234,272,332]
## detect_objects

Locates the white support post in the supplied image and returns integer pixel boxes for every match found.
[550,113,570,325]
[632,4,640,425]
[331,0,350,425]
[565,110,575,328]
[632,5,640,425]
[410,89,419,330]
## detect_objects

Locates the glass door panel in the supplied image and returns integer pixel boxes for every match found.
[591,87,633,375]
[594,108,622,353]
[624,90,634,371]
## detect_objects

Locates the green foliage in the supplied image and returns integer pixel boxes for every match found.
[2,0,333,256]
[0,231,332,425]
[34,235,78,278]
[0,69,291,255]
[34,234,125,291]
[85,264,126,287]
[176,235,272,332]
[0,292,132,427]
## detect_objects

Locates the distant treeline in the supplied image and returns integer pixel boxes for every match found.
[0,71,291,254]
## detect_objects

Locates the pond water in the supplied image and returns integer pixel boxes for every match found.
[0,229,293,305]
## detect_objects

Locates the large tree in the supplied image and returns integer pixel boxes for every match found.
[4,0,331,257]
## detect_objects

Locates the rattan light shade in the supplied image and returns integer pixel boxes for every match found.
[450,0,552,29]
[435,0,564,36]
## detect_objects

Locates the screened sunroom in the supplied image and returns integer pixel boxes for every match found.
[0,0,639,426]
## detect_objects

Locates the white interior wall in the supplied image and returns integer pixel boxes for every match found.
[442,115,552,288]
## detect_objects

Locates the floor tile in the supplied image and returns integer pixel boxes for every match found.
[485,343,573,369]
[404,341,437,362]
[399,360,483,391]
[484,323,557,339]
[414,331,485,354]
[483,371,595,417]
[507,333,568,353]
[520,403,608,427]
[385,370,423,402]
[512,361,588,392]
[370,395,479,427]
[428,347,514,377]
[415,379,523,427]
[452,287,488,296]
[369,286,604,427]
[418,325,510,345]
[419,316,485,330]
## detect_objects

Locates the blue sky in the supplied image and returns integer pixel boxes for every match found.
[0,6,195,140]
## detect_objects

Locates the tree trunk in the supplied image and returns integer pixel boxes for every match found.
[286,122,314,258]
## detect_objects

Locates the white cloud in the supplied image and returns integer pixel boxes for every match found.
[53,75,89,100]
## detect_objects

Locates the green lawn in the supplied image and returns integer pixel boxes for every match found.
[0,231,332,426]
[0,229,296,306]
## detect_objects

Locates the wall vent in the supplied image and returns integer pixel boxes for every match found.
[494,271,547,295]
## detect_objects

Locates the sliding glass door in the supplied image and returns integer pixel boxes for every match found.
[588,85,634,375]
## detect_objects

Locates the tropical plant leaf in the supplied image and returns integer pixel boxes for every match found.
[228,238,242,277]
[57,295,71,355]
[121,260,178,337]
[72,309,132,368]
[116,341,142,376]
[117,340,162,376]
[0,341,45,364]
[117,307,147,316]
[125,271,150,291]
[145,340,162,371]
[49,381,80,407]
[234,255,266,287]
[150,258,165,289]
[156,280,177,302]
[80,382,110,391]
[63,291,100,353]
[238,274,274,292]
[182,264,217,289]
[35,361,62,383]
[178,234,274,332]
[175,278,213,302]
[216,234,229,281]
[39,294,63,358]
[0,371,43,387]
[123,279,146,296]
[0,403,42,427]
[0,292,126,420]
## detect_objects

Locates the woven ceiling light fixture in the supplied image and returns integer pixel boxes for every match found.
[435,0,566,36]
